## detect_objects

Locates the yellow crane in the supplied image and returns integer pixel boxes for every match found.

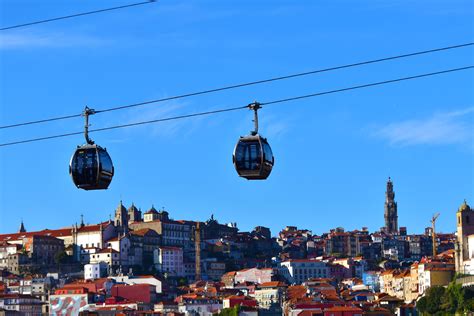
[431,213,440,257]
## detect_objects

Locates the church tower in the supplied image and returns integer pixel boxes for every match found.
[114,200,128,233]
[127,203,142,223]
[18,220,26,233]
[384,177,398,234]
[455,200,473,273]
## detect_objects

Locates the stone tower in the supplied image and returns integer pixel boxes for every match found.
[384,177,398,234]
[114,200,128,232]
[455,200,473,273]
[127,203,142,223]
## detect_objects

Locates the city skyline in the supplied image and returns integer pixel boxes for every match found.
[4,181,471,237]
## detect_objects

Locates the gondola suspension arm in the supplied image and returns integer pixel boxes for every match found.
[83,106,96,145]
[249,101,261,135]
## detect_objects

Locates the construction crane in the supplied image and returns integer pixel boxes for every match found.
[431,213,440,257]
[195,222,201,281]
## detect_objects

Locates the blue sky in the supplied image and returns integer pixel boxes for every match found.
[0,0,473,236]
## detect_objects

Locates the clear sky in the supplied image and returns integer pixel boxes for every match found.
[0,0,473,236]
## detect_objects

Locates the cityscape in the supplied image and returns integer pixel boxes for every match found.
[0,178,473,315]
[1,1,474,316]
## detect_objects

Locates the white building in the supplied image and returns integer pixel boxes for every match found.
[106,235,131,267]
[279,259,329,284]
[84,262,108,280]
[90,248,120,269]
[155,246,184,277]
[110,275,162,293]
[0,242,19,269]
[178,299,222,316]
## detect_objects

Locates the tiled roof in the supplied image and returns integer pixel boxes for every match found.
[258,281,286,288]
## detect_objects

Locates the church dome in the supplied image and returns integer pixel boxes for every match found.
[458,200,471,213]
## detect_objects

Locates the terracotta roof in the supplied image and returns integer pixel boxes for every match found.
[324,306,363,312]
[258,281,286,288]
[130,228,158,237]
[0,228,72,241]
[77,222,111,233]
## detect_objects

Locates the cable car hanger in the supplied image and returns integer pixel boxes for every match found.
[69,106,114,190]
[249,101,261,136]
[83,106,96,145]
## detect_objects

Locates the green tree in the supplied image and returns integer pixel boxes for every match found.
[441,281,464,313]
[218,305,239,316]
[417,286,445,315]
[417,281,474,315]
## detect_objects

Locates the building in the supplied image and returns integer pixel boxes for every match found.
[129,228,160,267]
[384,177,398,234]
[234,267,275,285]
[89,248,120,272]
[49,288,91,315]
[155,246,184,277]
[455,200,474,274]
[84,262,108,280]
[0,293,44,314]
[418,261,455,294]
[110,275,162,293]
[279,259,329,284]
[111,283,157,305]
[127,203,142,223]
[254,282,287,315]
[129,212,192,249]
[0,242,20,270]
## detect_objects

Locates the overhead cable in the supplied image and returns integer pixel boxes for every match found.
[1,42,472,130]
[1,65,472,148]
[0,0,156,31]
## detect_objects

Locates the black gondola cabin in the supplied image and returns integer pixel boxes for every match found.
[69,144,114,190]
[233,134,274,180]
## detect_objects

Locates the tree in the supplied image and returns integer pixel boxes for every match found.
[54,251,68,265]
[417,281,474,315]
[218,305,239,316]
[417,286,445,315]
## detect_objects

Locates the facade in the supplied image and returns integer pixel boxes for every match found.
[155,246,184,277]
[384,177,398,234]
[234,267,275,285]
[418,262,455,295]
[0,293,43,314]
[279,259,329,284]
[110,275,162,293]
[129,228,160,267]
[0,242,19,270]
[254,282,286,315]
[84,262,108,280]
[129,217,192,249]
[24,235,65,267]
[106,234,131,268]
[89,248,120,271]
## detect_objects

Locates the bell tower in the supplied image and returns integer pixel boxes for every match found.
[384,177,398,234]
[114,200,128,233]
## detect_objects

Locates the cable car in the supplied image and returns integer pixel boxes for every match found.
[233,102,274,180]
[69,107,114,190]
